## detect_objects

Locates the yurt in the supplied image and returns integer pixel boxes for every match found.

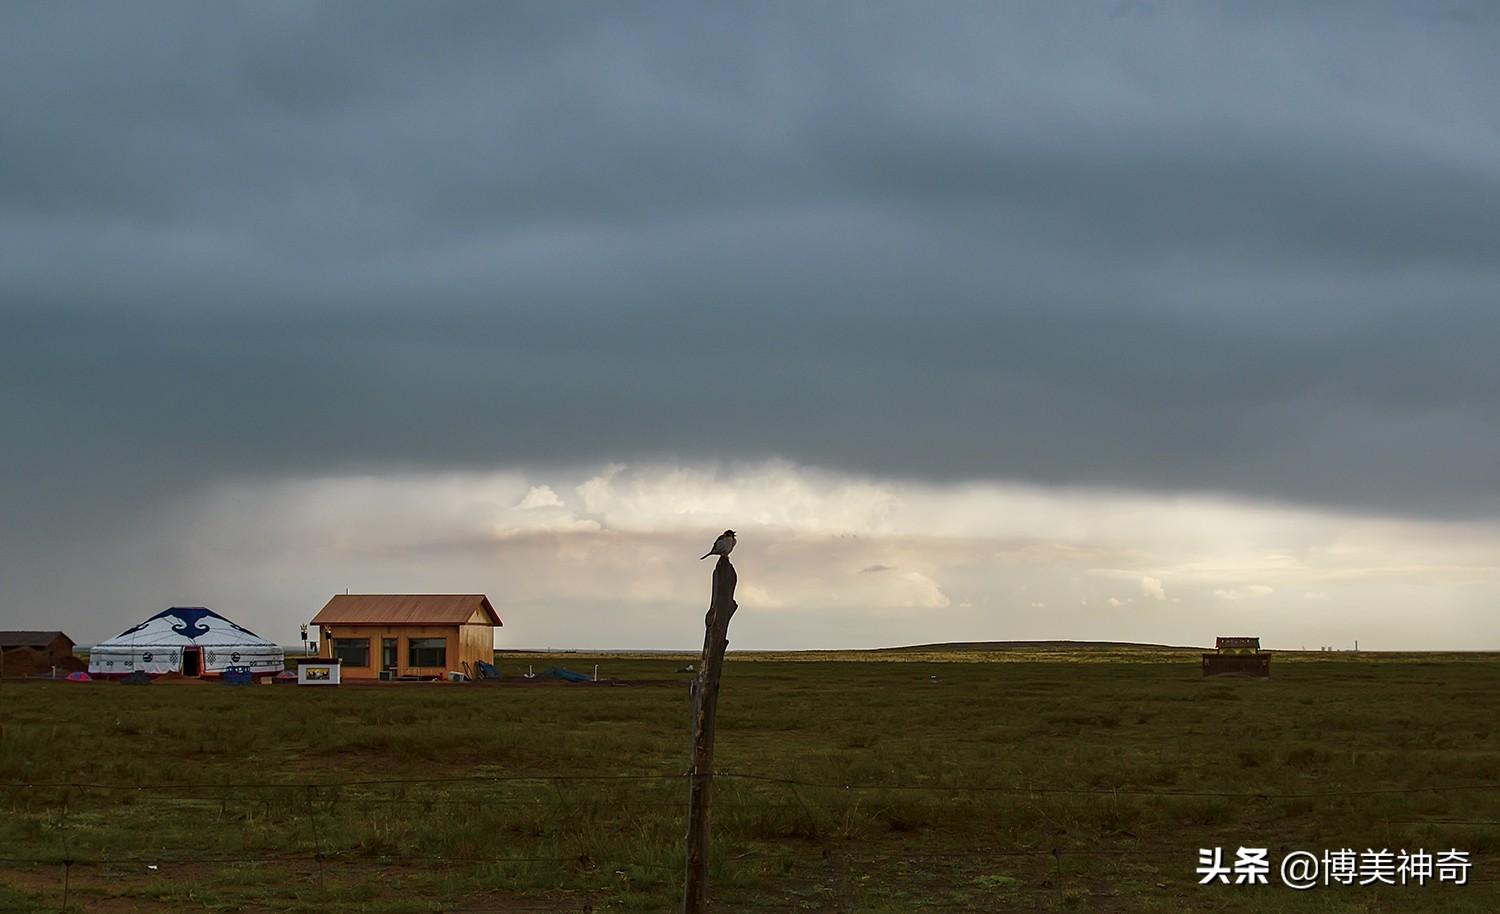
[88,607,284,679]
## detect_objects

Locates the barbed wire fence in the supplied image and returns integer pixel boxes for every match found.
[2,770,1497,911]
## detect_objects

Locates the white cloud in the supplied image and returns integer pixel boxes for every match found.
[161,459,1500,649]
[1213,585,1274,601]
[736,583,784,610]
[517,485,563,509]
[900,571,952,611]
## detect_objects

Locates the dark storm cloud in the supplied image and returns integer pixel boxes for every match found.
[3,0,1500,540]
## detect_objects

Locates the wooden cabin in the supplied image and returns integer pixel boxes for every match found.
[310,594,502,680]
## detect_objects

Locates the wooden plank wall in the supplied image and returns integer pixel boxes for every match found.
[320,625,496,678]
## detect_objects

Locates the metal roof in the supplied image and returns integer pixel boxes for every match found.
[310,594,502,627]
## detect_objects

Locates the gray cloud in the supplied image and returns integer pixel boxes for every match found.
[3,2,1500,630]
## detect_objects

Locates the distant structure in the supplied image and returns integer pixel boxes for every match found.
[1202,635,1271,678]
[1,630,80,677]
[310,594,502,680]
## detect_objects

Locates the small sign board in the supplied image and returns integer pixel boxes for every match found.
[296,657,341,686]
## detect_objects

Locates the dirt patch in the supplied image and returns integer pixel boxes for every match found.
[327,677,690,688]
[472,678,688,688]
[2,861,263,914]
[0,859,569,914]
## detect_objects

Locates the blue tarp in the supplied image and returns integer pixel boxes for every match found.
[543,667,589,682]
[476,661,501,679]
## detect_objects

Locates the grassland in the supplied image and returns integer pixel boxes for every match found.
[2,649,1498,912]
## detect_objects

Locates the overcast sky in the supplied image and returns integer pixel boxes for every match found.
[3,2,1498,650]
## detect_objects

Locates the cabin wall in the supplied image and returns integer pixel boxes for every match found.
[459,624,496,671]
[319,624,496,679]
[44,635,75,664]
[1,636,75,667]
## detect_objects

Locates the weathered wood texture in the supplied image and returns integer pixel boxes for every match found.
[683,555,738,914]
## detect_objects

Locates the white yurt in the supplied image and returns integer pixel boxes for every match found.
[88,607,284,679]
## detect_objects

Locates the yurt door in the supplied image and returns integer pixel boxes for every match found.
[182,647,202,677]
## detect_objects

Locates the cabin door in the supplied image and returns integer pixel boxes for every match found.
[382,638,398,673]
[182,647,201,678]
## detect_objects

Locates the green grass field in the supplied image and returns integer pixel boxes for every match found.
[2,650,1498,912]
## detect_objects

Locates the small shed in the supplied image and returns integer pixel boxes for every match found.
[310,594,502,680]
[1202,636,1271,678]
[1,630,80,677]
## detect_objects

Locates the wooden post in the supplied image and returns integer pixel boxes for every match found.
[683,555,738,914]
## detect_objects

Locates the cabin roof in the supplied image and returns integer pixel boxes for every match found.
[311,594,502,627]
[0,630,74,649]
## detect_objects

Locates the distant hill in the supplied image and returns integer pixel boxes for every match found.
[876,640,1202,652]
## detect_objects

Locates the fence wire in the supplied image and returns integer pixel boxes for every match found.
[6,769,1500,798]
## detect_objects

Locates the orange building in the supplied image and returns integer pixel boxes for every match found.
[310,594,502,680]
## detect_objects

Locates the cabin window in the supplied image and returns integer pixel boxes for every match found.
[332,638,370,668]
[407,638,446,667]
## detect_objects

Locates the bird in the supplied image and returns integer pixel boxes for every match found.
[700,530,736,560]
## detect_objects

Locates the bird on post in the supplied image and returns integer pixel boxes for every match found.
[700,530,736,560]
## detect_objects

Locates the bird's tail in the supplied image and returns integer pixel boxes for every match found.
[700,552,713,560]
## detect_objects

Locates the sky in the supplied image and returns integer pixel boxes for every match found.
[2,2,1499,650]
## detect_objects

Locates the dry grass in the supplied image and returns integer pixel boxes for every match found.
[1,650,1498,912]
